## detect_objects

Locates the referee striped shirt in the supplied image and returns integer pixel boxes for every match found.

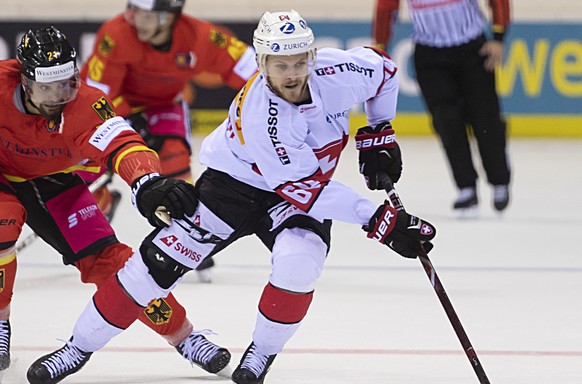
[373,0,510,49]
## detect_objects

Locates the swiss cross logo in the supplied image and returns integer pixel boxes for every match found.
[276,147,287,157]
[194,214,201,226]
[324,66,335,75]
[421,223,434,236]
[160,235,178,247]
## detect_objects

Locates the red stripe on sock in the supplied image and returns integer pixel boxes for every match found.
[258,283,313,324]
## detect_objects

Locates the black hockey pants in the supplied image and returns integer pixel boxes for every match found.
[413,34,511,189]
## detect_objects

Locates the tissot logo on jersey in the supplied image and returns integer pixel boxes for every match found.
[315,63,374,78]
[159,235,202,262]
[266,99,291,165]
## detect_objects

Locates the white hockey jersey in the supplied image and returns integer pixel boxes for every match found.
[199,47,399,226]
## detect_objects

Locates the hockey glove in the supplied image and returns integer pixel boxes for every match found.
[131,173,198,227]
[126,112,163,152]
[364,201,436,258]
[355,122,402,190]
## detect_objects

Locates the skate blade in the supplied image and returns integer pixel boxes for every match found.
[455,206,479,220]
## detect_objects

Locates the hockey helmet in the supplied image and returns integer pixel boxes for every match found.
[253,10,316,78]
[127,0,185,13]
[16,26,80,106]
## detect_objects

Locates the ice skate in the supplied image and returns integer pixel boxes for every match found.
[0,320,10,370]
[492,184,510,212]
[453,187,478,218]
[175,329,231,374]
[232,342,277,384]
[27,338,92,384]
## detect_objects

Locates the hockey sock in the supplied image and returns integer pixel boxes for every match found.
[253,283,314,356]
[258,282,313,324]
[0,248,16,318]
[93,274,142,329]
[137,293,189,344]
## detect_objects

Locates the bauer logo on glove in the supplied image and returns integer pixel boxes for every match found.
[355,122,403,189]
[365,201,436,258]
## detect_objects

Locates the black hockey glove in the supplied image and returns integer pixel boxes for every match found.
[364,201,436,258]
[355,122,402,190]
[126,112,163,152]
[131,173,198,227]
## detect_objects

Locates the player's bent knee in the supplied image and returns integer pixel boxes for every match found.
[139,239,191,289]
[0,194,26,245]
[116,245,188,307]
[270,228,327,293]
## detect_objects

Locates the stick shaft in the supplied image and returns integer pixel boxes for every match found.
[379,174,490,383]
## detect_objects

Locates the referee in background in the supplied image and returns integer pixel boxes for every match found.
[373,0,511,217]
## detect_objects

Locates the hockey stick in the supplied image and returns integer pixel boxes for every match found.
[379,173,490,384]
[15,171,115,253]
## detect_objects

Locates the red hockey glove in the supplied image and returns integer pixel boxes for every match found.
[355,122,402,190]
[364,201,436,258]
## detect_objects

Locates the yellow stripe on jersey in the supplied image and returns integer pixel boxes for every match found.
[113,145,158,174]
[233,72,260,145]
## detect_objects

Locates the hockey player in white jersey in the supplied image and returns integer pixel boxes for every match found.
[27,10,436,384]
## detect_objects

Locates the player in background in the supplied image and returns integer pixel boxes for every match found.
[79,0,258,281]
[373,0,511,217]
[27,11,436,384]
[0,26,231,378]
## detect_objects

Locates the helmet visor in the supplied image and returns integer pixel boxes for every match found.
[24,73,80,106]
[261,52,315,79]
[126,6,163,26]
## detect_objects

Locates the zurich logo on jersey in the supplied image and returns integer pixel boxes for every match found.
[271,43,281,52]
[280,22,296,34]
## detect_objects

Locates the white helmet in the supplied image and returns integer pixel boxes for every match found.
[127,0,185,12]
[253,10,316,76]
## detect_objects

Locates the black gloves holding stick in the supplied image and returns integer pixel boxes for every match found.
[356,122,436,258]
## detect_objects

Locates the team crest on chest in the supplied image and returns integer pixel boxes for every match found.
[175,51,196,68]
[46,119,60,132]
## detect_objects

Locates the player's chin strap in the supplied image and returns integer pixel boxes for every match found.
[15,171,115,253]
[378,173,491,384]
